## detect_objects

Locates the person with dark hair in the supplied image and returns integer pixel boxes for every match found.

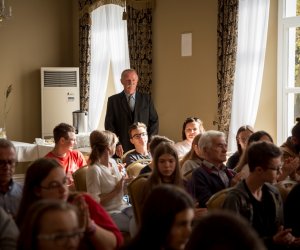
[0,138,22,218]
[144,143,184,196]
[236,130,298,182]
[18,200,82,250]
[280,117,300,181]
[185,210,266,250]
[86,130,134,236]
[105,69,159,157]
[122,185,194,250]
[174,117,204,159]
[16,158,123,250]
[226,125,254,169]
[45,123,87,183]
[181,133,203,175]
[223,141,295,250]
[125,122,151,166]
[139,135,174,175]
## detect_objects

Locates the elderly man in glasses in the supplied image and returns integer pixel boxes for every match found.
[124,122,151,167]
[223,141,296,249]
[0,139,22,218]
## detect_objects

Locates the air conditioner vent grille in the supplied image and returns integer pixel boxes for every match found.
[44,71,77,87]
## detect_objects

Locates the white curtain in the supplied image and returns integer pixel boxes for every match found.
[228,0,270,152]
[89,4,130,131]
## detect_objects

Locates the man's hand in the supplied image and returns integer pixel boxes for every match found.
[116,144,124,158]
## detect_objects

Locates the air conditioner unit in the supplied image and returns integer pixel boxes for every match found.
[41,67,80,138]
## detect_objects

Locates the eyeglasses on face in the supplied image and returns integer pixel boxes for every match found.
[131,132,148,139]
[0,159,16,168]
[38,229,84,247]
[267,165,283,172]
[39,177,72,190]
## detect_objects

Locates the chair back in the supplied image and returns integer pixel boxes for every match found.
[72,165,88,192]
[206,187,235,210]
[275,179,298,202]
[121,149,135,163]
[183,169,194,181]
[127,173,150,225]
[126,159,152,178]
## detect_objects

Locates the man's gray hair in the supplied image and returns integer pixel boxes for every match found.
[198,130,226,150]
[0,138,16,151]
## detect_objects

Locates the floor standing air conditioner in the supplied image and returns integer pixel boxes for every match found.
[41,67,80,138]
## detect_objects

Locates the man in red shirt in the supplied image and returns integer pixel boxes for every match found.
[45,123,87,180]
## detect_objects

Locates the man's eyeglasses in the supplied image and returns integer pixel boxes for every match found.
[0,159,16,167]
[38,229,84,247]
[267,165,283,172]
[40,177,72,190]
[131,132,148,139]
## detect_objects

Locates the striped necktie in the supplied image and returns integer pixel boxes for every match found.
[128,94,135,112]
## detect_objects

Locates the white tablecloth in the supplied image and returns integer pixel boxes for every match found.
[12,141,53,162]
[12,140,91,163]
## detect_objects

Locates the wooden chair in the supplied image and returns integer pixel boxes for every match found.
[126,159,152,178]
[183,169,194,182]
[206,187,235,210]
[127,173,150,225]
[121,149,135,163]
[72,165,88,192]
[275,179,298,202]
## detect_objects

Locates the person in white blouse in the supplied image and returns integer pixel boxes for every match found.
[86,130,135,236]
[174,117,205,159]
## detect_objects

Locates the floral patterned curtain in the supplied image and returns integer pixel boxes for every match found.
[78,0,124,111]
[217,0,239,138]
[126,1,154,94]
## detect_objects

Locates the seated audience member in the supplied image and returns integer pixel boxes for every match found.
[223,141,295,249]
[125,122,151,166]
[18,200,82,250]
[16,158,122,250]
[280,117,300,181]
[174,117,205,159]
[226,125,254,169]
[236,131,298,182]
[45,123,87,181]
[0,207,19,250]
[122,185,194,250]
[284,183,300,242]
[181,133,203,176]
[189,131,236,208]
[139,135,174,175]
[143,143,184,197]
[185,210,266,250]
[0,139,22,218]
[86,130,135,236]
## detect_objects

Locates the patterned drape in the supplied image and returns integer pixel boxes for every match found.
[216,0,239,138]
[78,0,124,111]
[127,5,153,94]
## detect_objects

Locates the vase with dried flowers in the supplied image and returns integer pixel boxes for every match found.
[0,84,13,139]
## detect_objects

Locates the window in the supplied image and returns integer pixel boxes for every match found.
[278,0,300,143]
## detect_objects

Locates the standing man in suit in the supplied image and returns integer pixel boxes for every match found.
[105,69,159,157]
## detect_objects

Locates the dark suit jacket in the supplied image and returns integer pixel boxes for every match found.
[105,91,159,153]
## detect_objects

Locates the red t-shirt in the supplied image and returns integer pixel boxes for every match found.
[82,193,123,246]
[45,150,87,176]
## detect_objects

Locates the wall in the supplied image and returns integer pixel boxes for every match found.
[0,0,74,142]
[0,0,278,145]
[152,0,218,143]
[153,0,278,143]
